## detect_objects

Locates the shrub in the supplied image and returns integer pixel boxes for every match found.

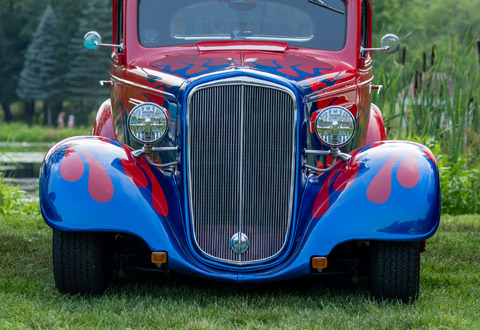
[0,174,38,216]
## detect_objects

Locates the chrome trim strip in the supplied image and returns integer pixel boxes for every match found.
[305,76,374,104]
[111,75,178,101]
[129,98,143,106]
[186,77,297,265]
[238,85,245,262]
[174,36,312,42]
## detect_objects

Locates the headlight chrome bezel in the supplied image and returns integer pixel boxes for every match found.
[314,106,356,148]
[127,102,169,145]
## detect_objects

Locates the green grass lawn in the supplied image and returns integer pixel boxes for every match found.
[0,214,479,329]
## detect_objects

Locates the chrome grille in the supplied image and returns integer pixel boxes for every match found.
[187,79,296,264]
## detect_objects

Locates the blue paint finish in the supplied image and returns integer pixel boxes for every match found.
[179,69,307,272]
[248,59,332,82]
[40,136,439,283]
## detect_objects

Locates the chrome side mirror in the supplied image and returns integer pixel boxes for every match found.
[380,34,400,54]
[83,31,102,51]
[83,31,123,52]
[361,33,400,55]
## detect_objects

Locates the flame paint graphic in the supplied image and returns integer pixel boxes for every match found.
[423,147,437,165]
[120,144,168,216]
[366,154,402,204]
[79,147,114,203]
[135,156,169,216]
[121,145,148,188]
[312,150,361,218]
[312,144,430,218]
[60,144,114,203]
[60,145,84,182]
[312,163,344,218]
[150,55,233,78]
[59,139,169,215]
[397,155,420,188]
[366,152,421,204]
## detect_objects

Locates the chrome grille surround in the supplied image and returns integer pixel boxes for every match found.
[186,77,297,265]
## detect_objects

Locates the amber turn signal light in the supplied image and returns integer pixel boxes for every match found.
[151,252,167,264]
[311,257,328,269]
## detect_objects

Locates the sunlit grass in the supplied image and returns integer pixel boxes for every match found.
[0,122,90,144]
[0,214,479,329]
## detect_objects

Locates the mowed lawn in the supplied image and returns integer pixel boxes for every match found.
[0,214,479,329]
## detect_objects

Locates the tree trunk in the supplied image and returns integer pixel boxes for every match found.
[25,100,35,125]
[1,101,13,122]
[43,100,53,126]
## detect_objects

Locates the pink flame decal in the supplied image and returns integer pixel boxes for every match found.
[77,146,114,203]
[366,154,402,204]
[121,146,148,188]
[136,157,169,216]
[60,145,84,182]
[397,155,420,188]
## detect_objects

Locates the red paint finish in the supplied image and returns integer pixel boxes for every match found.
[93,99,117,140]
[121,145,148,188]
[60,145,84,182]
[423,148,437,166]
[77,146,114,203]
[150,53,236,76]
[312,162,346,218]
[333,150,361,191]
[124,1,359,69]
[366,154,402,204]
[136,157,169,216]
[61,143,114,203]
[246,53,334,77]
[365,103,387,144]
[197,40,288,52]
[397,155,420,188]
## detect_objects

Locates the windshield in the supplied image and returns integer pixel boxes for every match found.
[138,0,347,50]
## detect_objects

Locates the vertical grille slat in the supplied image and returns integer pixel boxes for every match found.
[188,80,296,264]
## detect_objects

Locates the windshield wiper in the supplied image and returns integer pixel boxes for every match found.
[308,0,344,15]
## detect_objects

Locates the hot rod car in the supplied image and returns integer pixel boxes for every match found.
[40,0,440,302]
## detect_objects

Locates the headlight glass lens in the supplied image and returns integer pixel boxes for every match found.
[128,103,169,144]
[315,106,355,147]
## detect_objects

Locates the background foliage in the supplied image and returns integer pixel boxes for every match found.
[0,0,479,214]
[0,0,110,126]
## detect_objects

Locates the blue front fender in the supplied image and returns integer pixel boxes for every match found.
[39,137,182,250]
[296,140,440,256]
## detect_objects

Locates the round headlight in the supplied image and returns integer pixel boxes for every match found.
[128,102,169,144]
[315,106,356,148]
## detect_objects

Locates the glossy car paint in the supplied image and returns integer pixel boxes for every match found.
[40,137,440,282]
[93,99,116,140]
[41,0,441,283]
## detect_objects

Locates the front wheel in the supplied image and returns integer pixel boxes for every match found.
[52,230,110,295]
[369,241,421,303]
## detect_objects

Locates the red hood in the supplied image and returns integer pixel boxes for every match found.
[129,41,357,96]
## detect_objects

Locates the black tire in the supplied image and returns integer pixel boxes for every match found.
[369,241,420,303]
[52,230,110,295]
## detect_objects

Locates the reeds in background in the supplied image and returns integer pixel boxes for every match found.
[372,37,480,214]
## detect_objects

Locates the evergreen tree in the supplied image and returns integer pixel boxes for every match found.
[65,0,111,102]
[54,0,88,99]
[0,0,48,122]
[16,4,61,125]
